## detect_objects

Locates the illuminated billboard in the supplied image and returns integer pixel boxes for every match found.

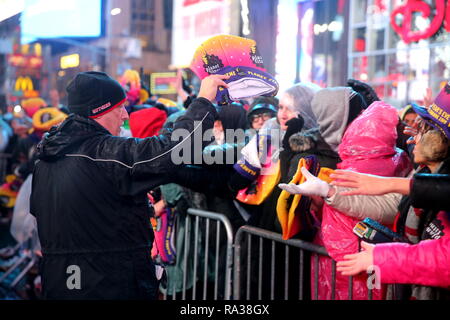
[171,0,231,68]
[0,0,25,23]
[21,0,103,44]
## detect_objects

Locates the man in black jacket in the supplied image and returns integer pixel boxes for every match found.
[30,71,228,300]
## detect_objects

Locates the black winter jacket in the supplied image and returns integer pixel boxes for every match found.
[30,98,217,300]
[411,173,450,212]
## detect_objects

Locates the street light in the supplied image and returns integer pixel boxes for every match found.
[110,8,121,16]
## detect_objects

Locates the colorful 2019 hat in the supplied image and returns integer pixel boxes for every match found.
[411,82,450,139]
[190,35,278,104]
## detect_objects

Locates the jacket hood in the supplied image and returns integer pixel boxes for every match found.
[311,87,351,152]
[339,101,398,160]
[338,101,412,177]
[36,114,109,161]
[283,82,321,130]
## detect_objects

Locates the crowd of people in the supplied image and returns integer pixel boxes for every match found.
[0,58,449,300]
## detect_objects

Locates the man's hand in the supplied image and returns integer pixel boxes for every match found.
[422,87,433,108]
[336,241,375,276]
[278,167,330,198]
[198,74,230,103]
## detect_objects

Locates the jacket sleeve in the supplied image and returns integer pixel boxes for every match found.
[325,186,401,224]
[170,164,237,199]
[410,173,450,211]
[112,98,218,195]
[374,237,450,287]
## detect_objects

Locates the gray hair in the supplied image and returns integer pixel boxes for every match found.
[284,82,321,130]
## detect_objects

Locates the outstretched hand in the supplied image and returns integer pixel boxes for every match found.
[198,74,230,103]
[278,167,330,198]
[336,241,375,276]
[330,170,390,195]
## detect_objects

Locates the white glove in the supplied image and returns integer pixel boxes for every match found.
[240,135,261,169]
[278,167,330,198]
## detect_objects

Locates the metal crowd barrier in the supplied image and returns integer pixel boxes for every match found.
[233,225,371,300]
[160,209,383,300]
[161,208,234,300]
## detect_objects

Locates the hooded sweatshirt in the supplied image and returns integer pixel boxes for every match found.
[310,87,351,153]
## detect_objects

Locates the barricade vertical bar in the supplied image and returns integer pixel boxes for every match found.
[331,260,336,300]
[214,220,220,300]
[314,254,319,300]
[233,227,242,300]
[284,245,289,299]
[172,279,176,300]
[299,249,304,300]
[224,228,233,300]
[246,233,251,300]
[182,214,191,300]
[348,276,353,300]
[271,240,275,300]
[258,237,263,300]
[203,218,210,300]
[192,215,200,300]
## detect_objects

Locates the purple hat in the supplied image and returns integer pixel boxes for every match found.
[412,82,450,139]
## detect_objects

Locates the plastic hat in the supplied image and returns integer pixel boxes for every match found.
[21,97,47,117]
[276,156,334,240]
[214,66,279,105]
[32,107,67,132]
[235,133,281,205]
[150,207,176,265]
[411,82,450,139]
[156,97,177,107]
[191,34,278,104]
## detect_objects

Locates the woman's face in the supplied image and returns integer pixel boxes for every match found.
[404,112,418,127]
[278,93,298,130]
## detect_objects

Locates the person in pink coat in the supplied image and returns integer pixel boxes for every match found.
[319,101,411,299]
[281,97,412,299]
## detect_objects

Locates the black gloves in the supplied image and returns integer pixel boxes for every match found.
[282,116,304,151]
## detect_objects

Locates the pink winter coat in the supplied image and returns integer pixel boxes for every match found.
[314,101,412,300]
[374,211,450,288]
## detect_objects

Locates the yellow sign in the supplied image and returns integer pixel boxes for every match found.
[60,53,80,69]
[14,76,38,98]
[15,76,33,92]
[151,72,177,95]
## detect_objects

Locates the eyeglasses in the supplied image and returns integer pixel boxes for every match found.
[250,112,273,122]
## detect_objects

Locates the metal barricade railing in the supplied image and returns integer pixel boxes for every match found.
[233,225,372,300]
[161,208,234,300]
[160,210,384,300]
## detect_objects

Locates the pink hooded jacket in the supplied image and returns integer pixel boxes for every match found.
[374,211,450,288]
[315,101,412,300]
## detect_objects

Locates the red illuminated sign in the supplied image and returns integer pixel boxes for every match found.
[8,54,43,69]
[391,0,450,43]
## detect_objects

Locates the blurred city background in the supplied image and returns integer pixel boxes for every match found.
[0,0,449,111]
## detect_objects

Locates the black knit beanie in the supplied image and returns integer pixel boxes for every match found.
[67,71,126,118]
